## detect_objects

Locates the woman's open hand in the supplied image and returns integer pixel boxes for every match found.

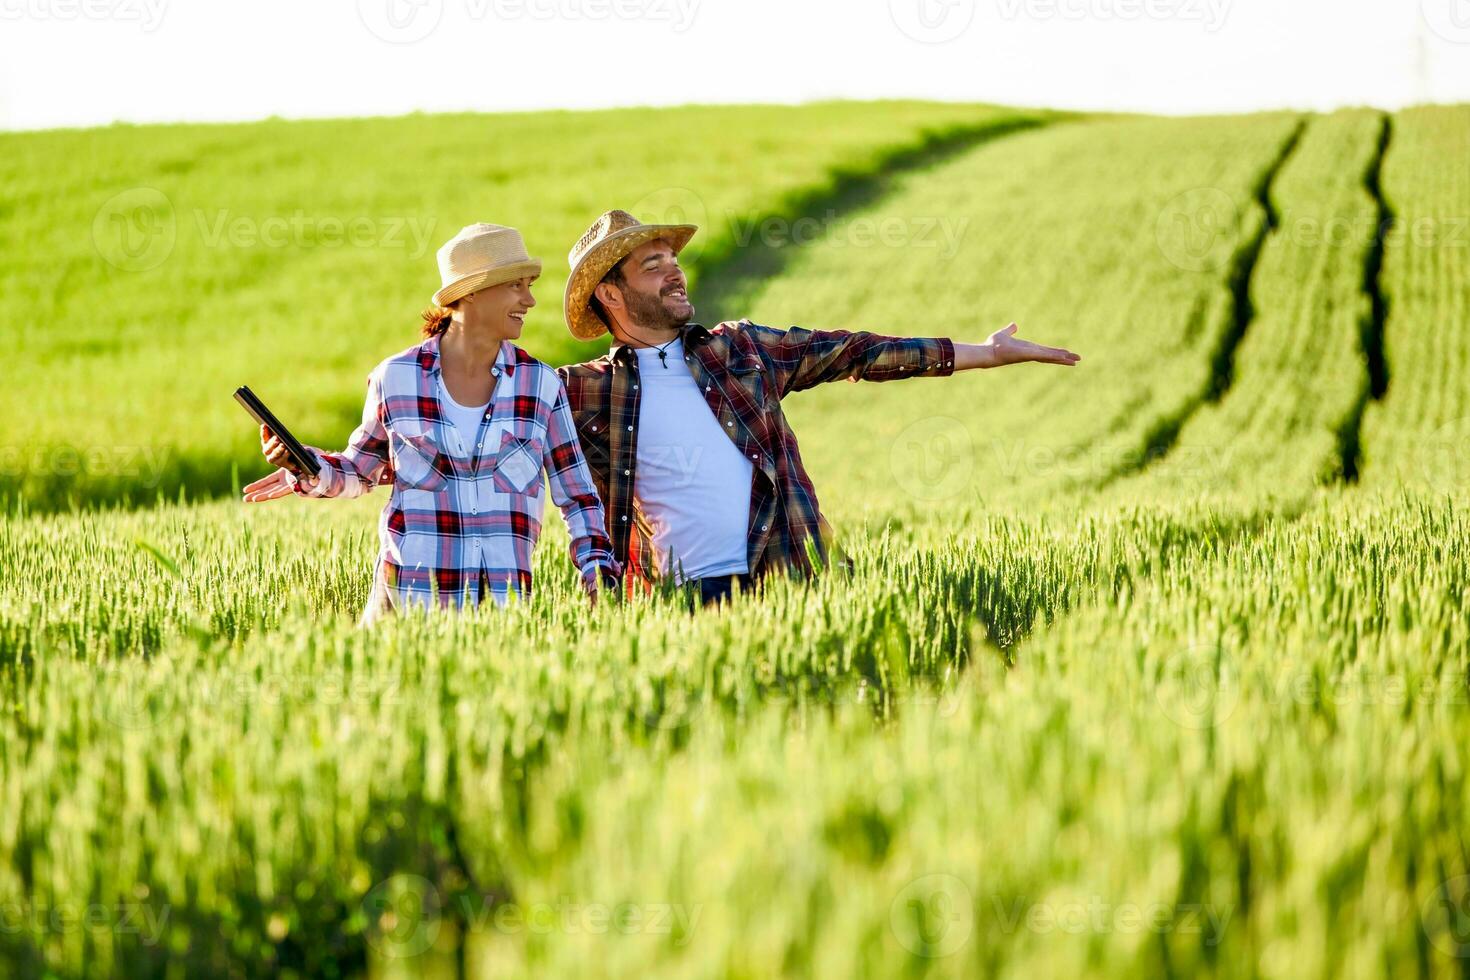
[242,467,295,502]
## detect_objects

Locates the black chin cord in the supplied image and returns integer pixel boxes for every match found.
[618,323,680,369]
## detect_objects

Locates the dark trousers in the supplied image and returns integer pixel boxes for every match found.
[688,573,754,609]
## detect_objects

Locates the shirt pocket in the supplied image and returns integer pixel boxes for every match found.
[728,351,770,405]
[572,408,611,467]
[491,430,544,496]
[387,422,449,493]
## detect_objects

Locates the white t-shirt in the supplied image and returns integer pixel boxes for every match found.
[437,376,492,456]
[633,339,754,583]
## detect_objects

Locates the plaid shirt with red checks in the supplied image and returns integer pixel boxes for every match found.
[557,320,956,594]
[292,336,618,608]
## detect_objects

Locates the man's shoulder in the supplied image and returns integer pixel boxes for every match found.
[554,351,617,411]
[700,318,782,352]
[555,351,617,382]
[706,318,775,338]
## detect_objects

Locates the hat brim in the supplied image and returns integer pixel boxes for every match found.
[564,224,697,341]
[432,260,542,308]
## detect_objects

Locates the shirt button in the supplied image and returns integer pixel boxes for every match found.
[633,384,639,390]
[491,368,500,377]
[761,525,768,532]
[726,421,733,428]
[591,425,597,431]
[621,515,628,521]
[627,425,633,431]
[623,469,630,475]
[750,454,757,460]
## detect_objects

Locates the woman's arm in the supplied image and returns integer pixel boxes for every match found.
[243,373,394,502]
[543,377,621,594]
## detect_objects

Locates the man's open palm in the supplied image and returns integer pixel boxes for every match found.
[986,323,1080,366]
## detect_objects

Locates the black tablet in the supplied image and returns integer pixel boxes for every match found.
[234,386,322,477]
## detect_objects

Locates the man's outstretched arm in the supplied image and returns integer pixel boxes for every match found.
[736,320,1078,397]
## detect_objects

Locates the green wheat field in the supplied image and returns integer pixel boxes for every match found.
[3,100,1470,978]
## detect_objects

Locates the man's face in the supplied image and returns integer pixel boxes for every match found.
[611,238,693,330]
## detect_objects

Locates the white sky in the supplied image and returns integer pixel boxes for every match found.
[1,0,1467,131]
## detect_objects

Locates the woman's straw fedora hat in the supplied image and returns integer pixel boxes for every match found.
[564,210,697,341]
[432,223,542,307]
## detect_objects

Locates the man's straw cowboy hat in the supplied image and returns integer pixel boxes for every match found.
[563,209,698,341]
[432,223,542,307]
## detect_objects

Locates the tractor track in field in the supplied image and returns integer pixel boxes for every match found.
[693,114,1056,319]
[1330,112,1396,483]
[1099,117,1309,486]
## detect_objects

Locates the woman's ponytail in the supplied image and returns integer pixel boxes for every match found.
[420,305,454,338]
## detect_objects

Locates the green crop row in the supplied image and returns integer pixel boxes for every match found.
[1363,105,1470,493]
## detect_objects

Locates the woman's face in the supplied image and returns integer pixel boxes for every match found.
[463,277,537,340]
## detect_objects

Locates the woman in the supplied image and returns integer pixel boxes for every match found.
[243,223,619,623]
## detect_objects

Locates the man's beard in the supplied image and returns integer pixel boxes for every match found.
[624,285,693,331]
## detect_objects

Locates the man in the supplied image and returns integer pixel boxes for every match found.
[556,210,1080,605]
